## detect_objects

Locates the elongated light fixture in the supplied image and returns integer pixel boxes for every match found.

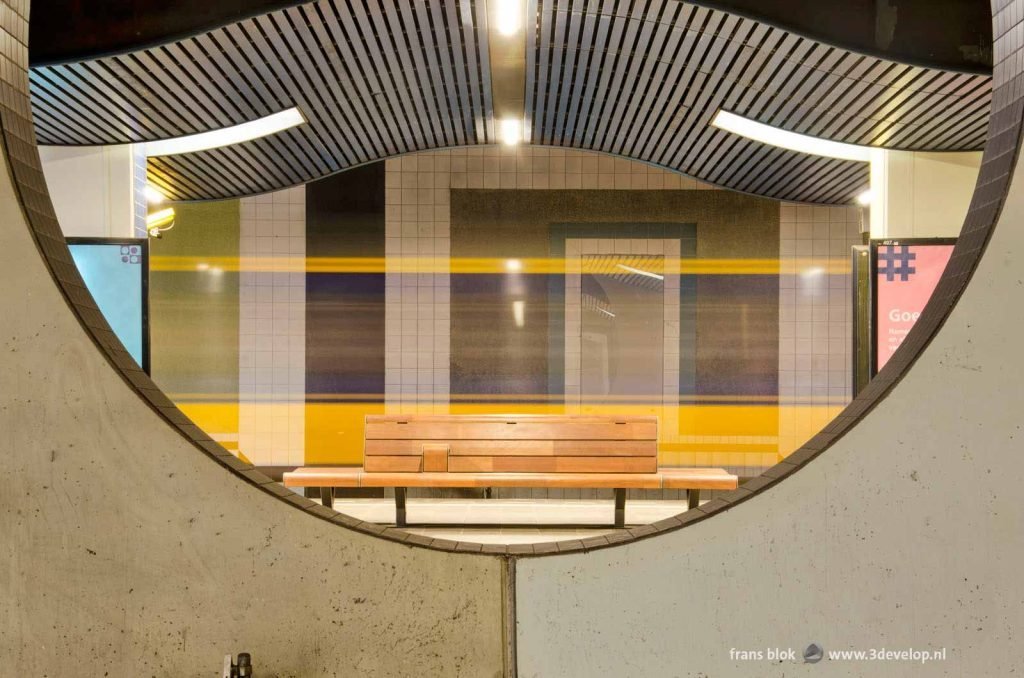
[617,263,664,281]
[711,110,872,162]
[142,107,305,157]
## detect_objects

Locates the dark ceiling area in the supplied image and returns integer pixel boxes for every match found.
[29,0,306,65]
[30,0,992,72]
[702,0,992,72]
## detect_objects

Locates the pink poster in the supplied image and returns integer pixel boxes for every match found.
[875,243,954,372]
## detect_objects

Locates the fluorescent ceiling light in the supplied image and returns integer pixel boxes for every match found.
[145,184,166,204]
[617,263,664,281]
[142,107,305,157]
[500,118,522,146]
[597,308,616,319]
[494,0,522,36]
[711,110,872,162]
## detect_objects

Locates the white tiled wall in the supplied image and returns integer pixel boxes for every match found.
[778,203,863,457]
[382,145,716,414]
[238,186,306,465]
[445,145,714,190]
[384,154,452,414]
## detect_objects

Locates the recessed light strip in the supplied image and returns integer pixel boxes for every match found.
[142,107,305,157]
[711,110,872,163]
[494,0,523,35]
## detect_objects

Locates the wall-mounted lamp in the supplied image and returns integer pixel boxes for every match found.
[856,189,873,206]
[146,207,175,239]
[505,258,523,272]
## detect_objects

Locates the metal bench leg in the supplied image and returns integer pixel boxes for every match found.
[395,487,408,527]
[688,488,700,510]
[320,487,334,509]
[614,488,626,528]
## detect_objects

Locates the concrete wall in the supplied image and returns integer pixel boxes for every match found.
[39,144,140,238]
[514,118,1024,678]
[0,138,505,677]
[5,1,1023,676]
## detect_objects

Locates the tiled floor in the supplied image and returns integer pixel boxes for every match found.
[332,498,693,544]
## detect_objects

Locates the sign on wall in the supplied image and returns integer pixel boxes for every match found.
[67,238,150,374]
[872,239,955,374]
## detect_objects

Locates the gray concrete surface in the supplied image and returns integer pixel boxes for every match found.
[514,105,1024,678]
[4,1,1024,675]
[0,135,506,676]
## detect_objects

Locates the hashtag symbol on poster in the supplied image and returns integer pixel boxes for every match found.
[878,245,916,282]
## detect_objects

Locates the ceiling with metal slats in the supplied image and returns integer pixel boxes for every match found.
[30,0,494,200]
[527,0,991,204]
[28,0,991,204]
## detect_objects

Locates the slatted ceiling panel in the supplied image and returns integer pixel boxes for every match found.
[29,0,493,201]
[530,0,991,204]
[29,1,990,204]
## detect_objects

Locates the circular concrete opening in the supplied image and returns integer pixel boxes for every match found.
[5,1,1013,556]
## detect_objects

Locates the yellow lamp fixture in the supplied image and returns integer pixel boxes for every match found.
[146,207,176,238]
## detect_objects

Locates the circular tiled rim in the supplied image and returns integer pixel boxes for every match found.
[2,0,1021,558]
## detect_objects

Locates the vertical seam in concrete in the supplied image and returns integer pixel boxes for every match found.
[503,556,518,677]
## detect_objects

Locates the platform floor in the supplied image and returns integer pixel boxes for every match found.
[331,498,694,544]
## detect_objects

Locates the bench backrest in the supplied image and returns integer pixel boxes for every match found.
[364,415,658,473]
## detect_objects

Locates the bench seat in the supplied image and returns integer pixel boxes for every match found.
[283,414,738,527]
[284,467,737,490]
[283,467,739,526]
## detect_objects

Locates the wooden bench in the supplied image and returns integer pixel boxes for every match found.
[283,415,738,528]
